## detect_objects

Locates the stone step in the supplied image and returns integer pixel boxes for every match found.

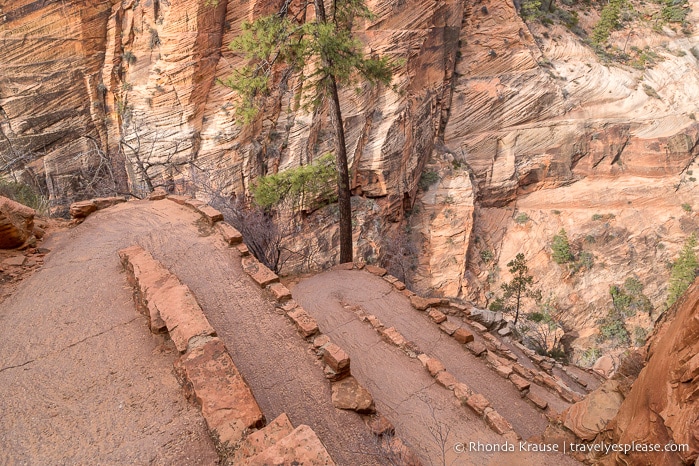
[242,425,336,465]
[232,413,294,464]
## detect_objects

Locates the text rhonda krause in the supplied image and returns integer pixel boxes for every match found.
[457,441,690,455]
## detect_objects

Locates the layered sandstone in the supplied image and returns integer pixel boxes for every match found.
[3,0,699,356]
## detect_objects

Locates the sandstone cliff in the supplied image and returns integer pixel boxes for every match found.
[3,0,699,358]
[602,277,699,465]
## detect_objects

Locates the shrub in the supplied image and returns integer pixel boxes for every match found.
[551,228,574,264]
[682,202,692,212]
[514,212,530,224]
[591,0,626,45]
[666,234,698,308]
[480,249,494,264]
[661,0,690,24]
[643,84,661,99]
[418,170,440,191]
[633,326,648,347]
[0,179,50,215]
[122,51,137,64]
[149,28,161,49]
[611,277,652,317]
[598,313,629,346]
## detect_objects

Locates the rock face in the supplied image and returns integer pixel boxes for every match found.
[564,379,624,442]
[0,196,35,249]
[603,279,699,465]
[4,0,699,354]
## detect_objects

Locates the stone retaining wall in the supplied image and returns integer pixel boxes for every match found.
[118,244,334,464]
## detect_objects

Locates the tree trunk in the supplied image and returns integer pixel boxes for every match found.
[314,0,353,264]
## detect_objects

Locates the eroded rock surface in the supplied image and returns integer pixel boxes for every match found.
[0,196,35,249]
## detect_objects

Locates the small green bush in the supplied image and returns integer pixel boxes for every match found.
[0,179,49,215]
[122,51,137,64]
[591,0,626,45]
[682,202,692,212]
[514,213,530,224]
[643,84,661,99]
[579,347,602,367]
[419,170,440,191]
[480,249,494,264]
[666,234,698,308]
[633,326,648,347]
[551,228,574,264]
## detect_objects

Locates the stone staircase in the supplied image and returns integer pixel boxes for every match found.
[119,244,336,465]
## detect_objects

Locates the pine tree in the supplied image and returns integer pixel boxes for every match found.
[489,253,541,325]
[551,228,574,265]
[223,0,394,264]
[667,234,698,308]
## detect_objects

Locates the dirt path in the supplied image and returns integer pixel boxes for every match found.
[293,270,582,466]
[0,204,217,465]
[0,200,381,465]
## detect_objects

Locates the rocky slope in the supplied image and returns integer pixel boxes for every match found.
[3,0,699,359]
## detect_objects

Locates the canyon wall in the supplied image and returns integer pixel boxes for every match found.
[3,0,699,358]
[602,277,699,465]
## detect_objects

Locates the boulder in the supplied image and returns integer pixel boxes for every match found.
[563,379,623,441]
[526,392,548,410]
[435,371,458,390]
[267,282,292,302]
[68,200,97,219]
[465,340,488,356]
[453,383,473,403]
[469,308,504,329]
[167,194,190,205]
[174,338,265,446]
[236,243,250,256]
[0,197,35,249]
[439,321,460,336]
[366,414,395,436]
[484,408,513,435]
[197,205,223,224]
[592,354,615,378]
[147,188,168,200]
[151,282,216,352]
[331,376,375,414]
[509,373,531,392]
[424,357,445,377]
[381,327,407,347]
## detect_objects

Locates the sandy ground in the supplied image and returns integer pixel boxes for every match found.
[293,270,582,466]
[0,204,217,465]
[0,199,388,465]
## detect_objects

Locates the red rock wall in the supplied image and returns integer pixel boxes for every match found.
[606,278,699,465]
